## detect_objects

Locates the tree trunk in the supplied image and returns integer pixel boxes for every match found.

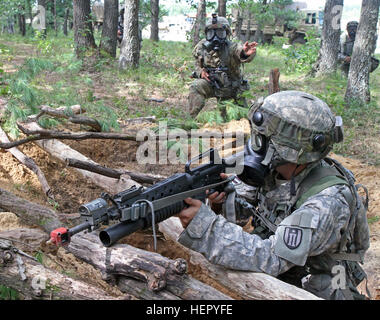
[268,68,281,95]
[63,8,69,36]
[312,0,343,76]
[0,188,62,233]
[119,0,140,69]
[67,232,232,299]
[345,0,380,105]
[150,0,160,41]
[235,12,243,40]
[246,12,253,42]
[192,0,206,47]
[18,13,26,36]
[159,217,322,300]
[100,0,119,57]
[217,0,227,17]
[0,233,118,300]
[73,0,97,58]
[25,0,33,30]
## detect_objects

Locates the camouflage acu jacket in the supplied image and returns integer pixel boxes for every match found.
[192,39,255,83]
[178,159,370,298]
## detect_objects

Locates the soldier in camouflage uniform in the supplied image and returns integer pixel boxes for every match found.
[178,91,371,300]
[338,21,379,77]
[189,14,257,118]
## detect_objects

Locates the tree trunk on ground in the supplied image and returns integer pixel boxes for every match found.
[63,8,69,36]
[73,0,97,58]
[159,217,322,300]
[0,188,61,233]
[345,0,380,105]
[217,0,227,17]
[192,0,206,46]
[0,232,118,300]
[150,0,160,41]
[67,232,232,299]
[312,0,343,76]
[119,0,140,69]
[100,0,119,57]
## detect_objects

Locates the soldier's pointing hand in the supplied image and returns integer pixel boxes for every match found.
[243,41,258,56]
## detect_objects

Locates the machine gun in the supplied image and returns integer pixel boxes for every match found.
[191,67,229,90]
[50,149,240,248]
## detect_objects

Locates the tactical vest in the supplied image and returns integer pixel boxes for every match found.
[245,158,370,299]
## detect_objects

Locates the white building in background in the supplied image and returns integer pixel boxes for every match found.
[142,15,192,42]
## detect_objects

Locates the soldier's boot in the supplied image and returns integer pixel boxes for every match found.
[188,91,206,118]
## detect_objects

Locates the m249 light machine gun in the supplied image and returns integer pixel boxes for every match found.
[50,149,241,248]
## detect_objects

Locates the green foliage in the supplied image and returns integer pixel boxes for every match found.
[282,30,320,73]
[0,285,19,300]
[85,101,119,132]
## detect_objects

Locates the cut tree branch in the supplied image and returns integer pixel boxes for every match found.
[66,158,166,184]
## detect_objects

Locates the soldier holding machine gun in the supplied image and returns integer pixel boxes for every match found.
[189,13,257,119]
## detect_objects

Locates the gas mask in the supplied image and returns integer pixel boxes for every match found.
[203,28,227,52]
[348,27,357,41]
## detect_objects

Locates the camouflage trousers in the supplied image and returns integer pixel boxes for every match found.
[188,79,248,118]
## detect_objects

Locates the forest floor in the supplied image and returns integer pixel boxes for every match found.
[0,32,379,300]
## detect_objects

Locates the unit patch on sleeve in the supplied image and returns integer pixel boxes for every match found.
[283,227,303,250]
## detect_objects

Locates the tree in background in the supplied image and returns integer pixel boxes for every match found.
[217,0,227,17]
[233,0,300,44]
[100,0,119,57]
[150,0,159,41]
[119,0,140,69]
[192,0,206,46]
[345,0,380,105]
[73,0,97,58]
[312,0,344,76]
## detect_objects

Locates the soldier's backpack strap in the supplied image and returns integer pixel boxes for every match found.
[295,163,352,210]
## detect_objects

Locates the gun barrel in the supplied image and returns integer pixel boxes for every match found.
[99,220,145,247]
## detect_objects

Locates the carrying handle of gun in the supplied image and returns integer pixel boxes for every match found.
[185,148,222,173]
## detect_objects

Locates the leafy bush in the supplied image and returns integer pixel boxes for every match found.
[282,30,320,73]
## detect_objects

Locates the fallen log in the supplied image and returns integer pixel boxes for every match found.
[67,232,232,300]
[66,158,166,184]
[16,122,140,194]
[0,126,53,199]
[0,187,61,234]
[159,217,321,300]
[0,189,232,300]
[0,237,120,300]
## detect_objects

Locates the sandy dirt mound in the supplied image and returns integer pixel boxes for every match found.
[0,212,29,231]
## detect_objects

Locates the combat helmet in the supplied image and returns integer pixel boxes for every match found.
[248,91,344,166]
[205,13,231,36]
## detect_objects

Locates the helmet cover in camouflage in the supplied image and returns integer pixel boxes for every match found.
[248,91,343,164]
[205,15,231,35]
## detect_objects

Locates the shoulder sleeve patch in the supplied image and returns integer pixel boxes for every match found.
[274,225,312,266]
